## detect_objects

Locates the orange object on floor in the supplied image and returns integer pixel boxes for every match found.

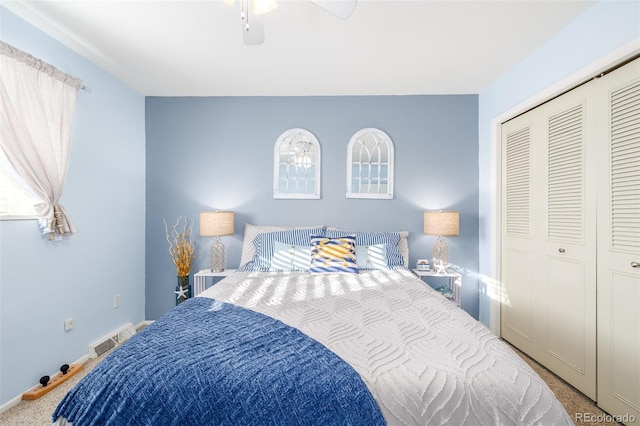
[21,364,83,400]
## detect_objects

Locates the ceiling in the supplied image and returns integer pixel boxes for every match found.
[2,0,596,96]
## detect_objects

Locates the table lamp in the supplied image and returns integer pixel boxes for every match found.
[423,210,459,273]
[199,211,234,272]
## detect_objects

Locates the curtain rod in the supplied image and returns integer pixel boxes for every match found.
[0,40,86,92]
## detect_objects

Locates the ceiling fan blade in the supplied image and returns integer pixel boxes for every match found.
[308,0,357,20]
[243,5,265,45]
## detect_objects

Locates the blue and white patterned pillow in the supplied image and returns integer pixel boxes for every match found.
[325,230,406,270]
[270,240,312,272]
[239,227,326,272]
[310,235,358,274]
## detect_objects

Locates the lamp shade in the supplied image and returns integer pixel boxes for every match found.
[423,211,459,236]
[199,211,234,237]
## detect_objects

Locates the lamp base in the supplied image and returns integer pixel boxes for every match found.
[432,236,448,273]
[210,238,225,273]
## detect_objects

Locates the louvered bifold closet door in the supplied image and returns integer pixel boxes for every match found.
[501,114,539,358]
[597,58,640,423]
[501,80,597,399]
[538,82,597,400]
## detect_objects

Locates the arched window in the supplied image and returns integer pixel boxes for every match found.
[346,128,394,199]
[273,128,321,199]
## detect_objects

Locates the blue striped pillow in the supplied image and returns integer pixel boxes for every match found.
[310,235,358,274]
[239,227,326,272]
[325,230,405,270]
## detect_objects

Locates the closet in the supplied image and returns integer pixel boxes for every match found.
[501,58,639,422]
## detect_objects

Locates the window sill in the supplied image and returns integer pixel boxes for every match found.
[0,215,37,221]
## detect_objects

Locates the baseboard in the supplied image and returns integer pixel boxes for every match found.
[136,320,154,330]
[0,394,21,415]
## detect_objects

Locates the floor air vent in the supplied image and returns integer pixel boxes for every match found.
[88,323,136,358]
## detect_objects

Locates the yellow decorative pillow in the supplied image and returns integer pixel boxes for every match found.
[310,235,358,273]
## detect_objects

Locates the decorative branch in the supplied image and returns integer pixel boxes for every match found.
[163,216,195,277]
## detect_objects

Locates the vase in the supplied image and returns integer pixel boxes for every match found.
[176,275,190,305]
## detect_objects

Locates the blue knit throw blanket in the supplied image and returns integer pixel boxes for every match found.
[53,298,384,425]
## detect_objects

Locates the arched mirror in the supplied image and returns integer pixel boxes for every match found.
[273,128,321,199]
[346,128,394,199]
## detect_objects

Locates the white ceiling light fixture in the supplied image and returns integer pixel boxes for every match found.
[222,0,277,45]
[223,0,358,45]
[252,0,278,15]
[222,0,277,16]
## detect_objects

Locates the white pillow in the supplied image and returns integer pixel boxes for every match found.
[355,244,388,269]
[271,241,313,272]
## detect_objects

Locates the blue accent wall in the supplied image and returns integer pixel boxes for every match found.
[145,95,480,320]
[0,7,146,407]
[477,1,640,327]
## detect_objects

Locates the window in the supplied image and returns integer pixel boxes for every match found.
[346,128,394,199]
[273,128,321,199]
[0,40,81,237]
[0,168,37,220]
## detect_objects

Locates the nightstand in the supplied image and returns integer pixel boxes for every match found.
[412,269,462,307]
[193,269,237,296]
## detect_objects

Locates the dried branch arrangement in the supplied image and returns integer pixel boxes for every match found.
[164,216,195,277]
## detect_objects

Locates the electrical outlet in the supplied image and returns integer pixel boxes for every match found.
[64,318,74,331]
[114,294,121,309]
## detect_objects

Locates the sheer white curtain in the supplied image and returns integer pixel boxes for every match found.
[0,41,82,239]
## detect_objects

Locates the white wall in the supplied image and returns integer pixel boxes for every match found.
[0,7,146,407]
[477,0,640,329]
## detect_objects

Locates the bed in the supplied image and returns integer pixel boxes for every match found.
[52,225,572,425]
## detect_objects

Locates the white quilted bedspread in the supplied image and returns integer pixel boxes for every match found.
[199,270,572,426]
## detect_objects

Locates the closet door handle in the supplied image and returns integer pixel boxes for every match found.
[632,262,640,269]
[558,248,566,253]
